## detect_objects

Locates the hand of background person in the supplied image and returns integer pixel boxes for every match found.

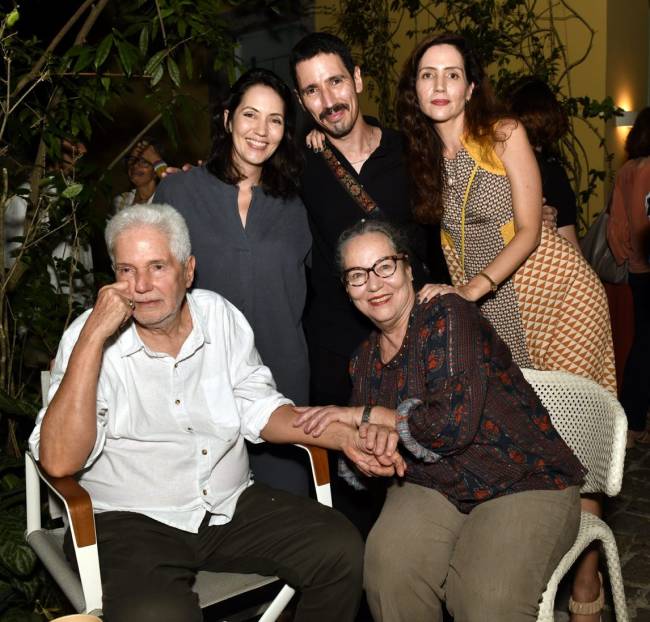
[132,140,161,164]
[542,200,558,230]
[160,161,203,177]
[306,129,327,152]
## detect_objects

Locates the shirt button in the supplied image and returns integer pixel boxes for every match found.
[175,399,180,405]
[201,449,207,455]
[202,489,208,496]
[187,426,193,432]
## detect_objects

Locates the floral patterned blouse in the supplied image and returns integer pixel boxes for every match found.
[349,294,585,513]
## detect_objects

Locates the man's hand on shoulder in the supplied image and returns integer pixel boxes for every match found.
[160,161,203,178]
[82,281,135,343]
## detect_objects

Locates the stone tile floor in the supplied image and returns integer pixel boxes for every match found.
[604,442,650,621]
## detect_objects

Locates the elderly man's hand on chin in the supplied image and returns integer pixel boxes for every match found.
[341,423,406,479]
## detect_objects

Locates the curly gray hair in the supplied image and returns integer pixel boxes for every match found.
[105,203,192,265]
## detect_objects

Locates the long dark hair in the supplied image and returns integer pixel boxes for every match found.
[396,33,505,224]
[509,77,568,157]
[206,68,302,199]
[625,106,650,160]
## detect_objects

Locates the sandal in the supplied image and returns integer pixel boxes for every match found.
[569,571,604,617]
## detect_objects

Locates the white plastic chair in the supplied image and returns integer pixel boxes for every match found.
[520,369,629,622]
[25,371,332,620]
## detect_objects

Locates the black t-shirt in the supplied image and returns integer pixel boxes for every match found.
[300,121,448,356]
[537,155,577,229]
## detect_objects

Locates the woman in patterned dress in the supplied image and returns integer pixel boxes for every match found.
[396,33,615,621]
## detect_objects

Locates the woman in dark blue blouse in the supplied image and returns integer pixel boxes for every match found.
[155,69,311,495]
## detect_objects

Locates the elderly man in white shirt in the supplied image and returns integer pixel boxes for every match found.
[29,203,404,622]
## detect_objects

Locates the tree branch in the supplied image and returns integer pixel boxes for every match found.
[12,0,97,99]
[107,112,163,171]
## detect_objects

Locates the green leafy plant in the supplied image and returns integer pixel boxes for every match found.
[0,0,281,617]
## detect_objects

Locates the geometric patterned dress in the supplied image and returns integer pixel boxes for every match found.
[440,135,617,394]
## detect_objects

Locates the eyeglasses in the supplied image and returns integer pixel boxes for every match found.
[342,254,408,287]
[124,155,154,169]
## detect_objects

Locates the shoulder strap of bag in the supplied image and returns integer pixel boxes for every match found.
[320,144,381,216]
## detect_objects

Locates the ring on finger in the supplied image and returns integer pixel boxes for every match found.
[128,299,135,310]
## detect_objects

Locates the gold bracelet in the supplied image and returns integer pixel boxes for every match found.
[478,271,498,294]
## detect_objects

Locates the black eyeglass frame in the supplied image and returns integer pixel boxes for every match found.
[341,253,409,287]
[123,155,155,169]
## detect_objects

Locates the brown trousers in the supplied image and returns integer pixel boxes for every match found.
[64,483,363,622]
[364,482,580,622]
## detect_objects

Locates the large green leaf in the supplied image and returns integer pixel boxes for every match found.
[72,48,94,73]
[0,511,37,577]
[61,183,83,199]
[167,56,181,87]
[151,63,164,87]
[0,606,42,622]
[144,49,167,76]
[0,388,36,419]
[94,34,113,70]
[115,40,132,77]
[0,578,14,609]
[138,25,149,56]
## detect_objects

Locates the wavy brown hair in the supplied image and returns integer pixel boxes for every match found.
[396,33,506,224]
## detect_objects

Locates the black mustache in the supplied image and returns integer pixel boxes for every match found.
[320,103,349,120]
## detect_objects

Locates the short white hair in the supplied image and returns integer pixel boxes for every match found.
[105,203,192,264]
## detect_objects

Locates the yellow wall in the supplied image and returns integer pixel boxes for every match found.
[605,0,649,177]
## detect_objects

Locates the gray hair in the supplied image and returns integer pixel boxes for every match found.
[105,203,192,264]
[335,219,410,273]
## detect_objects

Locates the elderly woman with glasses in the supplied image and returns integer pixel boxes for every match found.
[294,219,585,622]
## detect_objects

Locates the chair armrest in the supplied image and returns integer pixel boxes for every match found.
[294,444,332,507]
[294,444,330,485]
[36,460,96,548]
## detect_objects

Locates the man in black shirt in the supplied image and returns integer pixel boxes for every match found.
[289,33,445,409]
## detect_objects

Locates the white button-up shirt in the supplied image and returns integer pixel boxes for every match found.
[29,290,292,533]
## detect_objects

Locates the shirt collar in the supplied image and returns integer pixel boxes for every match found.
[116,291,211,358]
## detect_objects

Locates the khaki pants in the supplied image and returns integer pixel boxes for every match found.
[364,482,580,622]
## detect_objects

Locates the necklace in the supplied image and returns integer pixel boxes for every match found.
[446,156,458,187]
[347,127,379,165]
